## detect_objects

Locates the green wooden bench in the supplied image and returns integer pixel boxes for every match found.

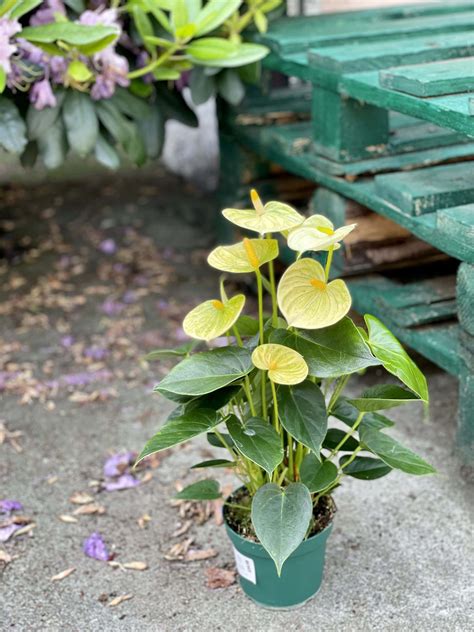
[217,1,474,464]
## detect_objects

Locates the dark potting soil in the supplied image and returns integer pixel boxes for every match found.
[224,487,336,542]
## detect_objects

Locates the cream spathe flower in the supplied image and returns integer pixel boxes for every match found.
[287,215,356,253]
[277,258,351,329]
[251,343,308,385]
[183,294,245,341]
[207,237,278,273]
[222,189,304,236]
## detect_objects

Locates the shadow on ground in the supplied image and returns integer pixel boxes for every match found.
[0,169,472,631]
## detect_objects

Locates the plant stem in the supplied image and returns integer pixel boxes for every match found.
[256,269,266,415]
[128,44,178,79]
[232,325,256,416]
[327,374,350,412]
[270,379,279,434]
[340,445,363,470]
[287,431,294,480]
[328,412,365,460]
[276,467,288,486]
[266,234,278,327]
[325,245,334,281]
[223,502,251,512]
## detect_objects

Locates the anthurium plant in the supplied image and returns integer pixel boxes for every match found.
[0,0,280,169]
[138,190,435,576]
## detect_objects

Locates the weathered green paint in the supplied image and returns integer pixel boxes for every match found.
[457,263,474,336]
[379,57,474,97]
[457,373,474,460]
[437,206,474,264]
[341,71,474,137]
[374,163,474,216]
[308,31,474,75]
[312,87,389,161]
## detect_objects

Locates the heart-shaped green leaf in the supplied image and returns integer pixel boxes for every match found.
[359,427,436,475]
[300,454,338,493]
[277,381,327,455]
[365,315,428,403]
[156,347,252,397]
[226,415,283,474]
[339,455,392,480]
[207,432,235,449]
[270,317,379,378]
[136,408,219,463]
[350,384,422,411]
[332,398,395,429]
[175,479,221,500]
[251,483,312,575]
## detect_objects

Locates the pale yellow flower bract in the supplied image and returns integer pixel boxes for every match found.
[207,238,279,273]
[251,343,308,385]
[222,189,304,235]
[183,294,245,341]
[277,258,351,329]
[287,214,356,253]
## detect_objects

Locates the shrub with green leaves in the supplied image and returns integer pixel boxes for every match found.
[139,191,435,574]
[0,0,281,169]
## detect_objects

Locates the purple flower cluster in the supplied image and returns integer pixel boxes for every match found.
[4,3,129,110]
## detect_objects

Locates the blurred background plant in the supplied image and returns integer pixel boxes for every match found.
[0,0,282,169]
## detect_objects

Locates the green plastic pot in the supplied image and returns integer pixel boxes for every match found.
[224,510,333,609]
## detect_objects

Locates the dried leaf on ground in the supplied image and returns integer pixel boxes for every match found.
[206,567,236,589]
[108,594,133,607]
[73,503,106,516]
[51,567,76,582]
[185,548,218,562]
[137,513,151,529]
[123,561,148,571]
[58,515,78,524]
[172,520,192,538]
[13,523,36,538]
[0,421,24,453]
[164,538,193,561]
[69,492,94,505]
[0,549,13,564]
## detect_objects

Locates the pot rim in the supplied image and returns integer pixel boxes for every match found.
[223,487,335,557]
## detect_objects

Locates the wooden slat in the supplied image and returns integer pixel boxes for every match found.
[374,163,474,215]
[437,206,474,263]
[255,11,474,54]
[379,57,474,96]
[308,31,474,74]
[340,70,474,137]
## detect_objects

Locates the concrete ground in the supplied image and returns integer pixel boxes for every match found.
[0,170,473,632]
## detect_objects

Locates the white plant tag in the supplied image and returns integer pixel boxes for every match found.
[233,547,256,584]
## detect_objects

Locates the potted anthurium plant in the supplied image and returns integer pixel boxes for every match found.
[137,190,435,609]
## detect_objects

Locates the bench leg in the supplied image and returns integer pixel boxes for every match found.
[312,87,389,162]
[456,263,474,464]
[457,373,474,464]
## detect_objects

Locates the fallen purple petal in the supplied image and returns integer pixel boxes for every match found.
[60,335,75,348]
[47,370,112,389]
[103,451,135,478]
[84,346,109,361]
[0,524,22,542]
[104,473,140,492]
[0,499,23,514]
[101,298,125,316]
[122,290,136,304]
[99,238,117,255]
[83,532,110,561]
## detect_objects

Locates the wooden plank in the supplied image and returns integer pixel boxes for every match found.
[379,57,474,97]
[254,10,474,54]
[308,31,474,75]
[457,263,474,335]
[374,163,474,215]
[221,118,474,262]
[437,206,474,263]
[376,275,456,308]
[340,71,474,136]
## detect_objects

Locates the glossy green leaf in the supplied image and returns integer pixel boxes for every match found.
[190,42,269,68]
[365,315,428,403]
[26,92,64,141]
[144,341,198,361]
[182,385,241,413]
[155,346,252,397]
[110,88,150,120]
[359,427,436,475]
[235,315,259,337]
[227,415,283,475]
[37,118,66,169]
[322,428,359,452]
[94,134,120,170]
[339,455,392,480]
[186,37,238,61]
[217,70,245,106]
[191,459,235,469]
[251,483,312,575]
[133,5,154,53]
[63,91,98,156]
[0,67,5,93]
[0,98,27,154]
[175,479,221,500]
[270,317,379,378]
[189,67,215,105]
[300,454,338,493]
[10,0,42,19]
[136,408,219,463]
[22,22,118,47]
[138,106,165,159]
[277,381,327,454]
[195,0,241,36]
[350,384,422,411]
